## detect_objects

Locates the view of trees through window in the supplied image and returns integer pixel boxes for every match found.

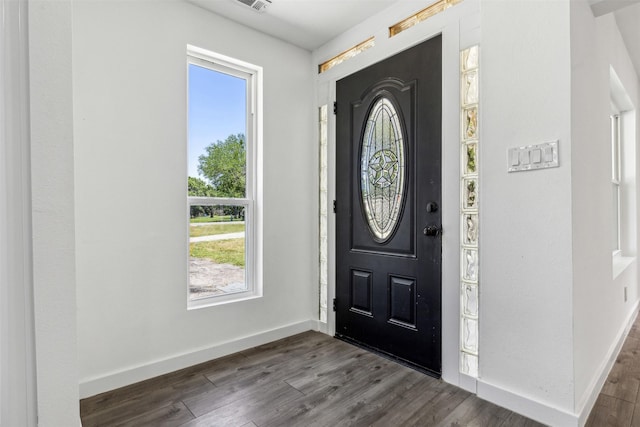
[188,61,249,301]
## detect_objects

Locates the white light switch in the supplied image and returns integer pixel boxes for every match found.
[510,149,519,166]
[508,141,559,172]
[532,149,542,163]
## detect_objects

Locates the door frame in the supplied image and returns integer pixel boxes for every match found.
[313,0,481,391]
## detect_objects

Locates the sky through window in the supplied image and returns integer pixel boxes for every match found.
[188,64,246,180]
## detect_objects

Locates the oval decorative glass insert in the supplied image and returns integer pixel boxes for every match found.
[361,97,405,241]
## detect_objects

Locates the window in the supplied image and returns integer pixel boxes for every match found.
[610,66,638,278]
[460,45,480,378]
[187,46,262,307]
[319,105,328,323]
[611,113,621,255]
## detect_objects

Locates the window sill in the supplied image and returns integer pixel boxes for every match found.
[188,292,262,310]
[613,255,635,279]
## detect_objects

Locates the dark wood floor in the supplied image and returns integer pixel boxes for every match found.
[585,314,640,426]
[81,332,544,426]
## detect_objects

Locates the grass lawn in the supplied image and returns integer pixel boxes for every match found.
[190,239,245,267]
[190,223,245,238]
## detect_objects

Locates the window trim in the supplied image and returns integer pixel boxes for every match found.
[186,45,263,309]
[611,113,621,257]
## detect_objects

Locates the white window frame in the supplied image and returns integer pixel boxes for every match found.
[611,112,621,257]
[186,45,263,308]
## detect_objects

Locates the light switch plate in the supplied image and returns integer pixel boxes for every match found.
[508,141,559,172]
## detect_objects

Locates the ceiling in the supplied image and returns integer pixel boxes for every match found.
[189,0,640,79]
[188,0,399,51]
[613,3,640,78]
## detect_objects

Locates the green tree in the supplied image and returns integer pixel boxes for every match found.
[188,176,215,218]
[198,133,246,198]
[188,176,215,197]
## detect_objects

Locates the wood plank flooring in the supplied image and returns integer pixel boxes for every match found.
[81,332,543,426]
[585,316,640,427]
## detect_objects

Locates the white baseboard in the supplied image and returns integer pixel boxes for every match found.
[79,319,320,399]
[477,300,640,427]
[477,380,578,427]
[316,320,329,334]
[79,309,640,425]
[458,373,478,394]
[576,301,640,426]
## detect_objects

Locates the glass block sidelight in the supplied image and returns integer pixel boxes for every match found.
[462,70,478,105]
[460,45,479,378]
[462,282,479,318]
[319,105,328,323]
[463,106,478,140]
[462,45,479,71]
[462,317,479,354]
[461,352,479,377]
[462,177,478,210]
[463,142,478,175]
[462,248,478,282]
[462,213,478,246]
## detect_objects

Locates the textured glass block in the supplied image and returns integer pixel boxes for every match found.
[463,142,478,175]
[463,106,478,140]
[320,214,328,238]
[459,45,480,378]
[462,283,479,317]
[463,213,478,246]
[462,70,478,106]
[319,104,328,324]
[320,193,327,216]
[461,352,478,377]
[462,46,479,71]
[463,177,478,210]
[320,263,327,286]
[462,248,478,282]
[462,317,478,354]
[320,104,328,122]
[320,236,327,261]
[320,170,327,189]
[361,97,405,241]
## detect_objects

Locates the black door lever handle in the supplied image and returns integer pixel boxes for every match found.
[423,224,443,237]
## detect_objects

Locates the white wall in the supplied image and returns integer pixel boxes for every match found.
[29,0,81,425]
[73,1,316,396]
[479,0,576,419]
[571,4,640,419]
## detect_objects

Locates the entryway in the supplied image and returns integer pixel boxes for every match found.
[334,35,443,376]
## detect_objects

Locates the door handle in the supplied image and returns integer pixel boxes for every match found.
[423,224,443,237]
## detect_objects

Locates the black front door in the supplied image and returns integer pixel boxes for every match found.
[335,35,442,376]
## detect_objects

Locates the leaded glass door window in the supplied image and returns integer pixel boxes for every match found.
[361,97,405,242]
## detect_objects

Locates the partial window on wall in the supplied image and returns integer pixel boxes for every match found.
[609,67,637,276]
[187,46,262,307]
[611,112,621,254]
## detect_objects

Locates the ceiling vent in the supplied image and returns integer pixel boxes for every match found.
[235,0,271,13]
